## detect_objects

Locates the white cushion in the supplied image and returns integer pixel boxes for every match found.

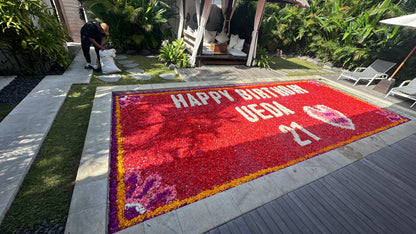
[204,30,217,43]
[185,26,196,37]
[99,49,121,74]
[234,38,245,51]
[228,34,239,49]
[228,48,247,57]
[215,31,229,44]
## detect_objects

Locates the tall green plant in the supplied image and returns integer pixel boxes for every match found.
[255,46,274,68]
[0,0,69,75]
[260,0,405,69]
[157,38,190,67]
[82,0,167,50]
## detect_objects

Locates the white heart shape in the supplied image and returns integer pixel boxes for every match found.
[303,105,355,130]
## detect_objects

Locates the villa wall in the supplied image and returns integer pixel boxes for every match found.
[51,0,86,42]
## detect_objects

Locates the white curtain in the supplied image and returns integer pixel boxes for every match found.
[190,0,213,66]
[195,0,201,25]
[221,0,238,34]
[246,0,266,66]
[177,0,184,40]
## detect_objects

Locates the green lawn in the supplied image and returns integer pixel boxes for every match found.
[0,104,16,122]
[0,55,333,232]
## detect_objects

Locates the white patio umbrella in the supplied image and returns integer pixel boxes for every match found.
[380,13,416,78]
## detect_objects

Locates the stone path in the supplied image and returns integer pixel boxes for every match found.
[177,66,287,82]
[0,76,15,92]
[0,47,92,223]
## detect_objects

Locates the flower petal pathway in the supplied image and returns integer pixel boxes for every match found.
[109,80,410,232]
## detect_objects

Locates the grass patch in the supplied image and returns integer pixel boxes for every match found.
[0,85,96,232]
[270,57,331,76]
[91,56,183,86]
[0,104,16,122]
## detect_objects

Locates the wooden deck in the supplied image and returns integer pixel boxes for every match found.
[207,133,416,233]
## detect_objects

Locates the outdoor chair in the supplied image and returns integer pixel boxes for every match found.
[385,78,416,108]
[337,59,396,86]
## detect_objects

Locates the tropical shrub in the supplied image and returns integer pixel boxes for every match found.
[255,46,274,68]
[229,0,256,41]
[81,0,168,50]
[158,38,190,67]
[0,0,69,75]
[258,0,416,74]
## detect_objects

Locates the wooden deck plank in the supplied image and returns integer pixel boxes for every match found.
[217,224,231,234]
[303,183,359,233]
[348,163,416,221]
[388,134,416,156]
[352,160,416,208]
[207,133,416,234]
[241,212,262,233]
[329,171,398,233]
[310,181,372,233]
[277,196,315,233]
[338,167,416,232]
[255,206,282,233]
[319,175,386,233]
[279,194,320,233]
[374,148,416,177]
[295,187,346,232]
[286,192,330,233]
[357,159,416,195]
[267,200,301,233]
[248,210,273,234]
[261,203,289,233]
[226,217,251,234]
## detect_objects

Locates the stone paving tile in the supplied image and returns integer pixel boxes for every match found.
[159,73,176,80]
[0,76,15,91]
[126,68,144,74]
[115,55,128,60]
[123,63,139,68]
[0,48,92,224]
[131,74,151,80]
[97,74,122,82]
[117,60,134,64]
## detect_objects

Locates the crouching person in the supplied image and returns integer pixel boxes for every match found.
[80,22,109,70]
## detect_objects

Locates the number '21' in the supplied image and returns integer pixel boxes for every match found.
[279,122,320,146]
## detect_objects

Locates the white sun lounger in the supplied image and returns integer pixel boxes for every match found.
[385,78,416,108]
[337,59,396,86]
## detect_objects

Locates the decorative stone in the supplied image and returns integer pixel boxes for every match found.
[118,60,134,64]
[132,74,151,80]
[97,74,122,82]
[126,68,144,74]
[159,73,176,80]
[123,63,139,68]
[146,55,157,59]
[138,49,151,56]
[115,55,128,60]
[126,50,138,55]
[168,64,176,70]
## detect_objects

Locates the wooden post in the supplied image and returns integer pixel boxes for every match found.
[390,44,416,78]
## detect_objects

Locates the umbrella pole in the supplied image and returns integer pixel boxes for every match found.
[391,44,416,78]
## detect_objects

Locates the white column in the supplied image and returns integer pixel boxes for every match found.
[246,0,266,66]
[177,0,184,40]
[190,0,213,66]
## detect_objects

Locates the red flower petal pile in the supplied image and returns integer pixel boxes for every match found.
[109,80,410,232]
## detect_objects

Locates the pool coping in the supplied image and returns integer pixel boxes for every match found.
[65,77,416,234]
